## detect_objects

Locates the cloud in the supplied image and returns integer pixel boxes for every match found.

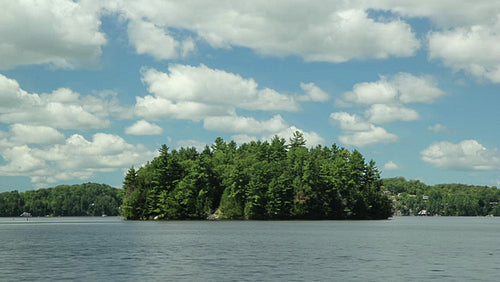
[203,115,288,134]
[263,126,325,147]
[135,95,231,121]
[298,82,329,102]
[331,72,444,145]
[329,112,372,131]
[372,0,500,28]
[231,134,258,145]
[125,120,163,135]
[0,145,47,175]
[0,133,155,186]
[0,74,37,110]
[428,123,449,133]
[176,139,209,152]
[382,161,400,171]
[338,126,399,147]
[370,1,500,83]
[108,1,419,63]
[342,80,397,106]
[10,124,65,145]
[0,75,129,129]
[127,19,194,60]
[421,139,500,170]
[330,112,398,147]
[365,1,500,83]
[365,104,419,123]
[0,0,106,69]
[428,23,500,83]
[1,102,109,130]
[391,73,445,103]
[341,73,444,106]
[135,64,300,121]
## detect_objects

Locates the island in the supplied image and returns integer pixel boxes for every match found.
[2,135,499,220]
[121,133,393,220]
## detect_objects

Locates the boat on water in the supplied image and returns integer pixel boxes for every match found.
[20,212,31,217]
[417,210,430,216]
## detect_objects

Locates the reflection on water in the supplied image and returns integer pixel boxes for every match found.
[1,216,499,281]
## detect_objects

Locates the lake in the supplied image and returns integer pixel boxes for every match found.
[0,216,499,281]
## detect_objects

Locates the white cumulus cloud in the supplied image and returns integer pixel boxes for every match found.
[329,112,372,132]
[342,80,397,106]
[103,1,420,63]
[203,115,288,134]
[338,126,398,147]
[0,145,47,174]
[330,112,398,147]
[176,139,209,152]
[332,72,444,146]
[369,1,500,83]
[0,75,129,129]
[125,120,163,135]
[0,0,106,69]
[231,134,258,145]
[135,64,300,122]
[10,124,65,145]
[341,73,444,106]
[372,0,500,28]
[127,19,194,60]
[392,73,445,104]
[428,23,500,83]
[0,133,155,186]
[382,161,400,171]
[298,82,329,102]
[365,104,419,124]
[263,126,325,147]
[421,139,500,170]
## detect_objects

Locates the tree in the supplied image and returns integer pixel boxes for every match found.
[0,184,122,217]
[123,167,138,195]
[121,137,394,220]
[289,131,306,148]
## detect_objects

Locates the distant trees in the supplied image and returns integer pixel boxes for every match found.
[0,183,122,217]
[122,134,393,220]
[0,191,23,217]
[384,177,500,216]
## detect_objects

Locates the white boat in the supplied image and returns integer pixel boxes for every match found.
[20,212,31,217]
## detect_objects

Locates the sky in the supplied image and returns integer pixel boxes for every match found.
[1,0,500,192]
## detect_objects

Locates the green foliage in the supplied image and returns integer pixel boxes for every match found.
[0,191,23,216]
[122,137,393,220]
[384,177,500,216]
[0,183,122,217]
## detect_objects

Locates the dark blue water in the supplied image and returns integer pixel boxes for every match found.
[1,217,499,281]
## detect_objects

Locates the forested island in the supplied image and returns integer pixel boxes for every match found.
[121,133,393,220]
[384,177,500,216]
[0,183,121,217]
[2,135,500,219]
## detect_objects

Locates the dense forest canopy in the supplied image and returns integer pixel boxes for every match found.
[384,177,500,216]
[0,183,122,217]
[121,133,393,220]
[1,162,499,219]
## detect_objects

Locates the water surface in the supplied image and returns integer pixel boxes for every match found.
[1,216,499,281]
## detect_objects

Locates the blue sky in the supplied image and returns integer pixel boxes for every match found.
[1,0,500,192]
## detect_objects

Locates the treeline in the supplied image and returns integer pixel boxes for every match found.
[383,177,500,216]
[121,133,393,220]
[0,183,122,217]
